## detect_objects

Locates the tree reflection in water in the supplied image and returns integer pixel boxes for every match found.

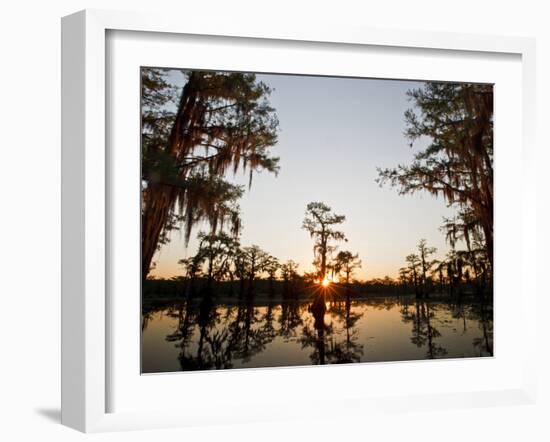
[299,286,365,365]
[142,289,493,372]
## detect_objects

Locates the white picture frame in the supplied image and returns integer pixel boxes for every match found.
[61,9,537,433]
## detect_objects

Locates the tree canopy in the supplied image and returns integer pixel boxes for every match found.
[141,69,280,277]
[377,83,493,271]
[333,251,362,284]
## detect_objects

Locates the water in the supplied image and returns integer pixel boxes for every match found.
[141,295,493,373]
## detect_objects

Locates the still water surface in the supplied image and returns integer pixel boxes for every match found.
[142,296,493,373]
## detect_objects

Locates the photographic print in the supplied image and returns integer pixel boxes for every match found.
[141,68,493,373]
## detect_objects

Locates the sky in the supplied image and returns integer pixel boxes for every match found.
[148,71,458,280]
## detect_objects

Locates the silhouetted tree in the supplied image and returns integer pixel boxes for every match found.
[334,251,362,285]
[377,83,493,272]
[405,253,422,297]
[263,255,280,296]
[417,239,437,297]
[302,202,347,282]
[194,231,239,287]
[445,249,464,297]
[232,248,248,296]
[281,260,299,282]
[398,266,411,293]
[442,212,490,296]
[177,254,203,297]
[141,69,280,277]
[280,260,300,299]
[432,260,446,294]
[241,245,271,295]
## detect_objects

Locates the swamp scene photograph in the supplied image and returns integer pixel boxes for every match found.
[141,68,493,373]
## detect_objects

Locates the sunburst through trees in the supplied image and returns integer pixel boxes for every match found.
[141,69,493,372]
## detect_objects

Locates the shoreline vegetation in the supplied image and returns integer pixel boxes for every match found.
[143,277,492,309]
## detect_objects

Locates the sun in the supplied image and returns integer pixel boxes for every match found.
[321,277,331,287]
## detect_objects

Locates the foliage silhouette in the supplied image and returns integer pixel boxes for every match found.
[302,202,347,282]
[141,69,280,277]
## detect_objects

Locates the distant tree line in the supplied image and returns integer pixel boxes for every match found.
[146,201,371,301]
[174,234,304,301]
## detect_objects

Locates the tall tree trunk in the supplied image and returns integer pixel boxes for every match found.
[142,73,202,278]
[320,235,327,280]
[141,183,177,278]
[412,269,419,298]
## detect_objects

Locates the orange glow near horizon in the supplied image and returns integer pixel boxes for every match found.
[321,277,330,287]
